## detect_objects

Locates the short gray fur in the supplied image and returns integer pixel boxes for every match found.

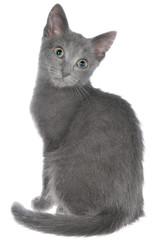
[11,4,144,236]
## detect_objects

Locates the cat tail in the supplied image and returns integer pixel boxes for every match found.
[11,202,131,236]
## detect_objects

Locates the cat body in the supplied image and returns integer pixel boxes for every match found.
[11,4,144,236]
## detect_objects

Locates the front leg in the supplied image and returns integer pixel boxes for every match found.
[32,160,54,211]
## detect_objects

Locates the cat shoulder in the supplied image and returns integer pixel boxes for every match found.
[89,88,137,120]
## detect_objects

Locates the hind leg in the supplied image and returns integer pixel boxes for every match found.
[32,160,55,211]
[32,195,54,211]
[31,181,54,211]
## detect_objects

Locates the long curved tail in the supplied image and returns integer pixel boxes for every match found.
[11,202,130,236]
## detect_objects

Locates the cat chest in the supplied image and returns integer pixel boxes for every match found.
[32,94,77,128]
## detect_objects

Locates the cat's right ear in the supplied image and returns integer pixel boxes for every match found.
[43,4,69,38]
[92,31,117,61]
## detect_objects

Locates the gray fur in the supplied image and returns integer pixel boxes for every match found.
[11,4,144,236]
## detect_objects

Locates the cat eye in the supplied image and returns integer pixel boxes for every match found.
[54,47,64,58]
[77,59,88,69]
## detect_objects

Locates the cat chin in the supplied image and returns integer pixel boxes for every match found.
[49,77,76,88]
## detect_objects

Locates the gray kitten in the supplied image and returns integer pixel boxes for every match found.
[11,4,144,236]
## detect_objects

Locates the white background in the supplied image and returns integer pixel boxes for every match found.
[0,0,160,239]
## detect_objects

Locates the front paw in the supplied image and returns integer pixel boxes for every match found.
[31,196,52,211]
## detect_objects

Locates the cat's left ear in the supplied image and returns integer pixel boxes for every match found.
[43,4,69,38]
[92,31,117,61]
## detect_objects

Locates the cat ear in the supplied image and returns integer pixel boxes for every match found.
[43,4,69,38]
[92,31,117,60]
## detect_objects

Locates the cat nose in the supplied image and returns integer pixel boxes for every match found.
[62,72,70,78]
[62,64,71,78]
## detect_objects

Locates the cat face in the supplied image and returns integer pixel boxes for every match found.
[40,4,116,88]
[41,31,100,88]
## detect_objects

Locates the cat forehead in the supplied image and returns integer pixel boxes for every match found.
[45,32,91,55]
[64,36,91,58]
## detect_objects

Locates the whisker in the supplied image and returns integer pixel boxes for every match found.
[76,84,87,99]
[69,79,83,99]
[76,83,91,99]
[73,72,91,99]
[73,85,82,99]
[71,78,91,101]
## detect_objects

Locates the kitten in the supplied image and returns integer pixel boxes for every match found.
[11,4,144,236]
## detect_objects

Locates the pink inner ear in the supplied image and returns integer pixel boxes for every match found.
[44,4,69,38]
[94,47,106,58]
[48,17,63,36]
[93,31,117,59]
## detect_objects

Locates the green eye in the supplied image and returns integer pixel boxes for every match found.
[54,47,64,58]
[77,59,88,69]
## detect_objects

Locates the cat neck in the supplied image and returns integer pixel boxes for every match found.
[35,69,93,102]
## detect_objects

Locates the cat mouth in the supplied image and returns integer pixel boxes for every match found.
[50,76,75,88]
[54,77,64,82]
[54,76,70,81]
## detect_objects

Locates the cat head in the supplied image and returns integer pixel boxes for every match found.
[39,4,116,88]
